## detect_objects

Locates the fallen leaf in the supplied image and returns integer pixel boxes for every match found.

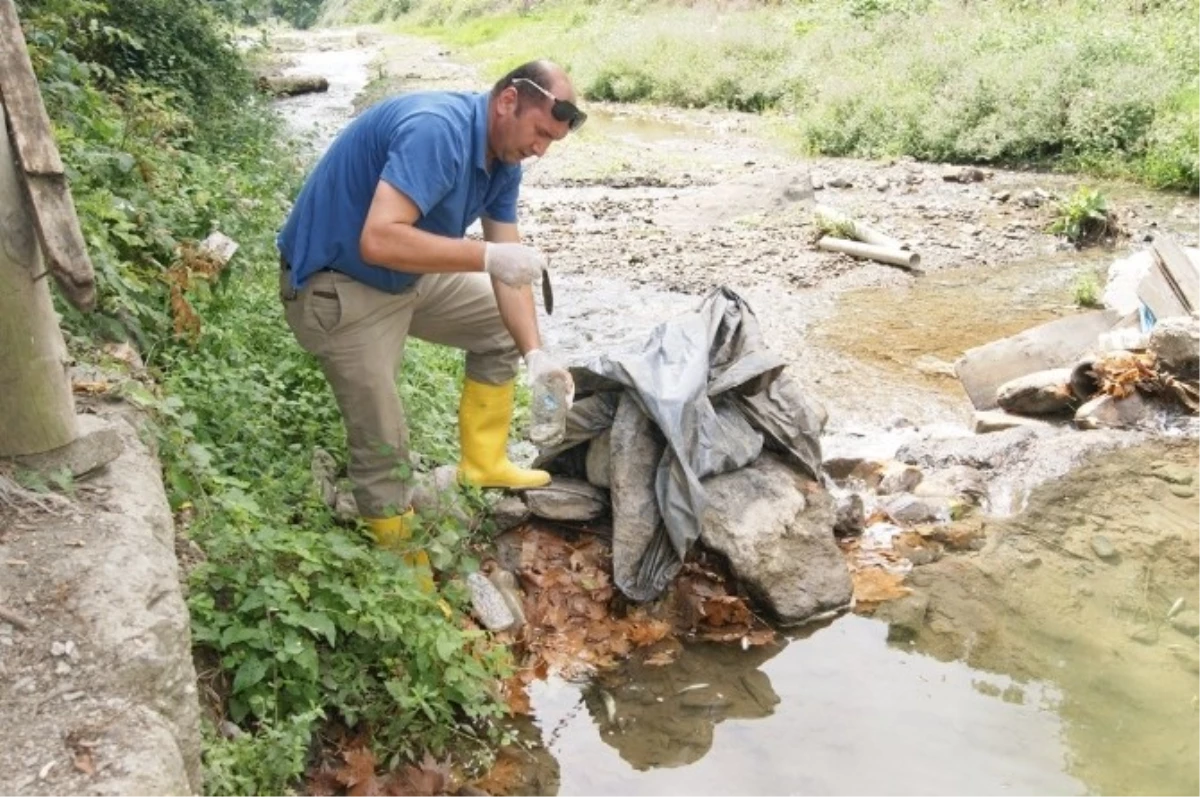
[852,567,911,608]
[72,750,95,776]
[471,756,523,796]
[336,746,379,796]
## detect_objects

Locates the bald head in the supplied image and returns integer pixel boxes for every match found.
[491,59,576,103]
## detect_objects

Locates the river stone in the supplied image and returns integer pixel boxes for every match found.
[467,573,515,631]
[878,461,923,495]
[1169,609,1200,637]
[1148,316,1199,373]
[913,464,986,503]
[585,429,613,488]
[699,453,852,624]
[885,493,951,525]
[973,410,1055,434]
[610,394,665,598]
[490,495,529,532]
[833,491,865,537]
[995,368,1075,416]
[523,478,609,521]
[897,425,1048,471]
[1150,462,1195,486]
[1074,392,1146,430]
[1090,534,1117,560]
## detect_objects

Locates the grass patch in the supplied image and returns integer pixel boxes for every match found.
[329,0,1199,191]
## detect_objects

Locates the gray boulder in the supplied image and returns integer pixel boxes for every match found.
[700,454,852,624]
[995,368,1075,416]
[1149,316,1199,373]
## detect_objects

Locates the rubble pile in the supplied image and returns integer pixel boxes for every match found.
[956,236,1200,433]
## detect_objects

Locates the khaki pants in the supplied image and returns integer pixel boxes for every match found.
[281,268,519,517]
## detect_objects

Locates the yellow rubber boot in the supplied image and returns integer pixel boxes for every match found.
[364,511,434,593]
[457,378,551,490]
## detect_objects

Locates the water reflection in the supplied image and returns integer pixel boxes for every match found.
[530,615,1083,795]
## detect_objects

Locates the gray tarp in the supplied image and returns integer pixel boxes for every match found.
[534,287,824,601]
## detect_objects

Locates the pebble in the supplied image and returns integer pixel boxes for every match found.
[1129,626,1158,645]
[1169,609,1200,637]
[1151,463,1194,485]
[467,572,515,632]
[1090,534,1117,560]
[1169,485,1196,498]
[55,661,72,675]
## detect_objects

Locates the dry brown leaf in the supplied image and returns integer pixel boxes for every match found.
[336,746,380,796]
[72,380,111,395]
[72,750,96,776]
[852,567,911,607]
[307,766,343,796]
[384,753,453,797]
[472,756,524,796]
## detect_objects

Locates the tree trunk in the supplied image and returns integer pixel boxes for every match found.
[0,107,77,456]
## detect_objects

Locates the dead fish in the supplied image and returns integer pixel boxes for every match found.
[676,683,710,694]
[600,689,616,723]
[1167,597,1185,619]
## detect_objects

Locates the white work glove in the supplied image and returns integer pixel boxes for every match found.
[483,242,546,287]
[524,348,575,408]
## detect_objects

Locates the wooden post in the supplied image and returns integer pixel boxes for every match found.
[0,105,77,456]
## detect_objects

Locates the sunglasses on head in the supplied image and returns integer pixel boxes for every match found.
[511,77,587,132]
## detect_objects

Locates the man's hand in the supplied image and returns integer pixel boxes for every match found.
[484,242,546,287]
[524,348,575,407]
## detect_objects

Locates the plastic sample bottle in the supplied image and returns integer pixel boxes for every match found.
[529,372,570,447]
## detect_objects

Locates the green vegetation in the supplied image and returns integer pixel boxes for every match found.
[1050,187,1113,246]
[18,0,508,791]
[1073,271,1103,308]
[327,0,1199,191]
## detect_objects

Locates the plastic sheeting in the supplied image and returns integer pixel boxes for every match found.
[535,287,825,601]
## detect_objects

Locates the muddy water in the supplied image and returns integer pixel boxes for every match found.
[271,30,1199,796]
[528,618,1084,795]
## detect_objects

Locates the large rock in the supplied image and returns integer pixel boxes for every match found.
[1074,392,1147,430]
[699,454,852,624]
[1149,316,1200,373]
[995,368,1075,416]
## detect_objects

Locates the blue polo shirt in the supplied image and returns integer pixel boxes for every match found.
[277,91,522,294]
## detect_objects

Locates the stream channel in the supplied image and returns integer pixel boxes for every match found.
[269,28,1199,796]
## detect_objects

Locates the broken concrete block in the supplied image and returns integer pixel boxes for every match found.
[996,368,1076,415]
[955,310,1120,410]
[12,413,123,479]
[1074,392,1147,430]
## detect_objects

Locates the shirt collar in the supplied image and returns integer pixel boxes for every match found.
[472,92,491,173]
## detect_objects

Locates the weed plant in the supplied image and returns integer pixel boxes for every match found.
[18,0,511,791]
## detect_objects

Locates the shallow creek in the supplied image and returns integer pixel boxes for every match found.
[270,29,1199,795]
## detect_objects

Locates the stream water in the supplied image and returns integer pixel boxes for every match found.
[270,29,1199,796]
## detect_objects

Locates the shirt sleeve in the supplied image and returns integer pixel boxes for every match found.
[483,167,522,224]
[379,113,460,216]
